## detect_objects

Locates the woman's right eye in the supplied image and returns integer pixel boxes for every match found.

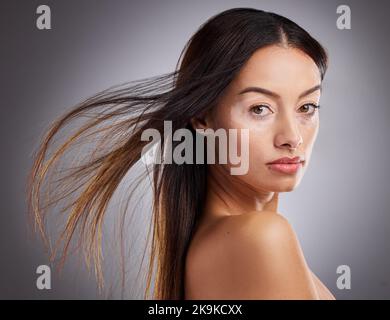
[250,104,273,116]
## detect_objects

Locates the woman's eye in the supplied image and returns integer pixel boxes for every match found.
[298,103,320,115]
[250,104,273,116]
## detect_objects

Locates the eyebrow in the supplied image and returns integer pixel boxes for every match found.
[238,84,322,99]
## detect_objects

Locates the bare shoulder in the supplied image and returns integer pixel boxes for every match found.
[185,211,319,299]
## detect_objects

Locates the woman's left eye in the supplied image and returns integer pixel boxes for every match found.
[298,103,320,115]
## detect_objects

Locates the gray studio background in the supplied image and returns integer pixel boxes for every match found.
[1,0,389,299]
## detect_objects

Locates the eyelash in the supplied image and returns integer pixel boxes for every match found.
[250,103,321,117]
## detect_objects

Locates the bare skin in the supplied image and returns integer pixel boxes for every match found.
[185,44,335,300]
[185,208,335,299]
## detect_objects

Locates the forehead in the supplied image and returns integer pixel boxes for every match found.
[233,45,321,95]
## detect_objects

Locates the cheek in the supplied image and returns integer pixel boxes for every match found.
[300,116,319,146]
[213,106,273,166]
[218,109,273,160]
[248,125,272,155]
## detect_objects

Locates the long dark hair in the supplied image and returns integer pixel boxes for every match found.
[28,7,329,299]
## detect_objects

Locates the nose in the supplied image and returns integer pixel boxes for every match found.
[274,112,303,150]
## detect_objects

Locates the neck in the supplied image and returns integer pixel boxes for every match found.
[201,165,279,224]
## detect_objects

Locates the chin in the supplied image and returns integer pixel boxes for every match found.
[277,178,303,192]
[264,177,302,192]
[276,184,296,192]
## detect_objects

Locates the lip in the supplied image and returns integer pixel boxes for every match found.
[267,156,303,164]
[267,157,305,174]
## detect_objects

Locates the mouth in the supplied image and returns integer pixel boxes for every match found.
[267,160,305,174]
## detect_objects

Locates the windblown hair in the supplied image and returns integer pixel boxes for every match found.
[28,7,328,299]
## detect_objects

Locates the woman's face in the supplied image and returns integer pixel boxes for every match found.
[207,45,322,192]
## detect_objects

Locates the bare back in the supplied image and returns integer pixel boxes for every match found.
[184,211,335,300]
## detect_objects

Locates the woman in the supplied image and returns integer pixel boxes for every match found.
[28,7,334,299]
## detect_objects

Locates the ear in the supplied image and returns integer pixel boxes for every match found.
[190,110,214,131]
